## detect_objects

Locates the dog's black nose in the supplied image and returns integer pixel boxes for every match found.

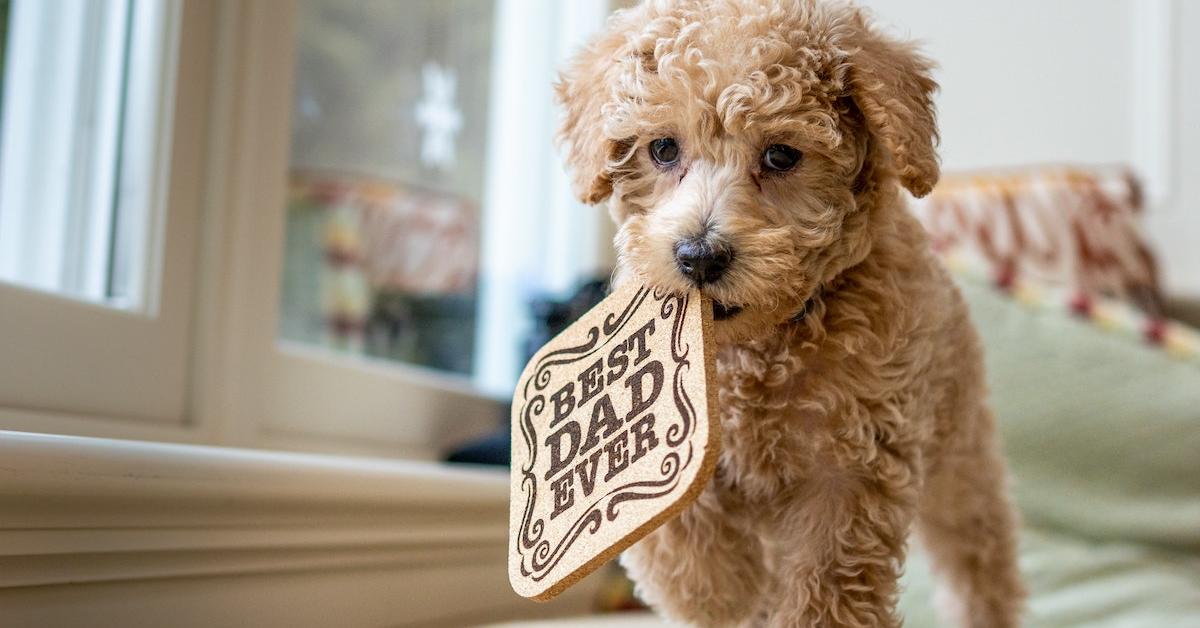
[674,238,733,285]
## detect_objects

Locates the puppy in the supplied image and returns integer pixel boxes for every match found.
[555,1,1025,626]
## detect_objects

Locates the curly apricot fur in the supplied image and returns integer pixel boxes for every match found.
[557,1,1026,626]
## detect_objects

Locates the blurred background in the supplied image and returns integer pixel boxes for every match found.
[0,1,1196,626]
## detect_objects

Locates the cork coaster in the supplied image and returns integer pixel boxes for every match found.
[509,283,720,601]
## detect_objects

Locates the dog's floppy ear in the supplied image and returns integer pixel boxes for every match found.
[555,29,626,205]
[845,14,940,197]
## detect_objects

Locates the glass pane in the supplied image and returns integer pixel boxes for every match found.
[0,0,172,309]
[281,0,495,376]
[280,1,613,392]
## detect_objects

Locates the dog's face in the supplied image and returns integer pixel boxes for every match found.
[557,0,938,343]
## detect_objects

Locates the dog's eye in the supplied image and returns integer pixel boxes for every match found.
[649,138,680,166]
[761,144,802,172]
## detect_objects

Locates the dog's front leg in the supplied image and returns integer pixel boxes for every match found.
[763,446,919,628]
[622,482,765,627]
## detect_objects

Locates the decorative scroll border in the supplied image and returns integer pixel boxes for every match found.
[514,287,699,584]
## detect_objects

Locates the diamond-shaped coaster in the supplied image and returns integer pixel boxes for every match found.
[509,282,720,600]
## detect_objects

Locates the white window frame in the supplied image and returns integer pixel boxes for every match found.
[0,0,213,439]
[0,0,616,462]
[199,0,614,460]
[0,0,179,307]
[0,0,130,301]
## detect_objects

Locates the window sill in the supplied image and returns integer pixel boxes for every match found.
[0,430,594,625]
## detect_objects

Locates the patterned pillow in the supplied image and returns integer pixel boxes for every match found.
[910,166,1165,317]
[942,246,1198,361]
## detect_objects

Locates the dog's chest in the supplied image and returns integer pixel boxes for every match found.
[712,336,923,499]
[713,348,841,494]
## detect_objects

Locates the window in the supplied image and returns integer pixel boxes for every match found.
[0,0,173,309]
[232,0,614,459]
[0,0,211,436]
[0,0,615,461]
[281,0,497,377]
[278,0,614,398]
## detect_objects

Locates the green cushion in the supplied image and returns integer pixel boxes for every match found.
[901,527,1200,627]
[899,274,1200,626]
[959,277,1200,550]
